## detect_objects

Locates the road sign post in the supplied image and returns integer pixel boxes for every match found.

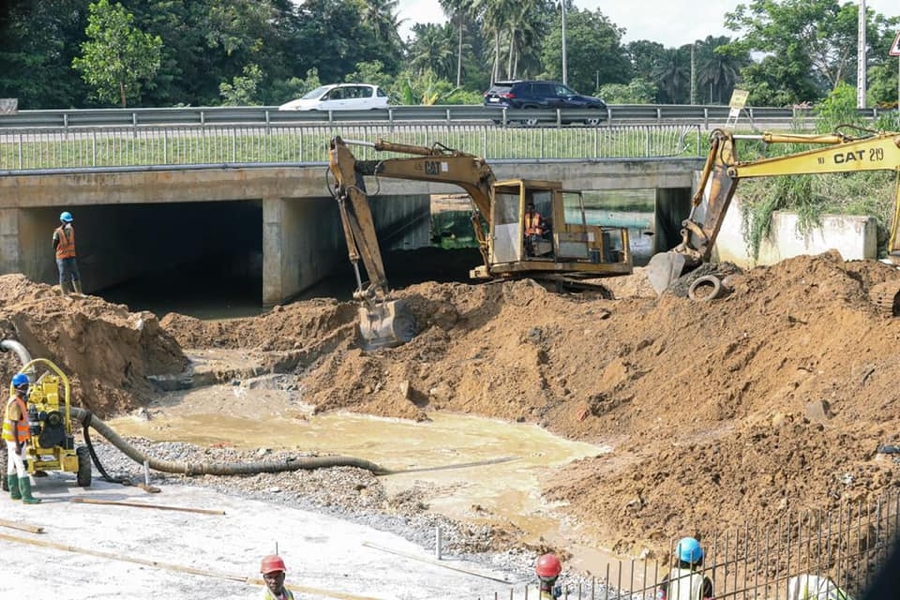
[726,89,750,129]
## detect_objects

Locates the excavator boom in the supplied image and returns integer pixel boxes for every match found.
[647,127,900,295]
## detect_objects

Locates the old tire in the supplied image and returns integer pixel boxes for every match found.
[688,275,724,302]
[76,446,92,487]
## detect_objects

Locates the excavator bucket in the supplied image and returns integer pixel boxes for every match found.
[646,252,686,296]
[358,299,416,350]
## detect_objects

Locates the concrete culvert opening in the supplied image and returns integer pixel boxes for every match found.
[87,201,264,318]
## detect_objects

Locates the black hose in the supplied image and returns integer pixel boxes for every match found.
[69,407,390,476]
[2,338,391,479]
[78,410,128,483]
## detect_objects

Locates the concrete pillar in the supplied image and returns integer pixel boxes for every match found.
[653,188,693,253]
[0,208,21,275]
[262,196,345,307]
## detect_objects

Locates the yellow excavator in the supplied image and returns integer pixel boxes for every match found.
[647,126,900,311]
[327,136,633,348]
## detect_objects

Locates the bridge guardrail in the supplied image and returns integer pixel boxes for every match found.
[0,104,894,129]
[0,122,703,171]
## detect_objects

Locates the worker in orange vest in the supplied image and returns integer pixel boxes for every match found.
[535,553,563,599]
[524,201,547,257]
[52,211,83,296]
[260,554,294,600]
[3,373,40,504]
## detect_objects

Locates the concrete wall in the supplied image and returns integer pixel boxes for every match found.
[261,194,431,306]
[0,161,697,305]
[0,208,20,276]
[713,196,878,266]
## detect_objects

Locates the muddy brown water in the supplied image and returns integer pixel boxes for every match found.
[105,386,656,581]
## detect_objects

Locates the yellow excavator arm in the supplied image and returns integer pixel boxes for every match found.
[647,127,900,294]
[327,136,497,349]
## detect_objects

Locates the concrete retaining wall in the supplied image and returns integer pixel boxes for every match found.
[713,196,877,266]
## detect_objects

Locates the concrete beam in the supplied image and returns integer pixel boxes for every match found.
[0,160,704,211]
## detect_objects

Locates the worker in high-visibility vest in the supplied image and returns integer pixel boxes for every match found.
[52,211,83,296]
[3,373,40,504]
[535,553,563,599]
[260,554,295,600]
[524,201,548,257]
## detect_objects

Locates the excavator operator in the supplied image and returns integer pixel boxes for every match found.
[524,201,547,257]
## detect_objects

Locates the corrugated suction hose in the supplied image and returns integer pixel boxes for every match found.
[70,407,390,476]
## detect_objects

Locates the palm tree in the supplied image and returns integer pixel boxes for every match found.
[408,23,457,81]
[359,0,404,52]
[471,0,518,82]
[694,36,747,104]
[439,0,474,87]
[652,47,691,104]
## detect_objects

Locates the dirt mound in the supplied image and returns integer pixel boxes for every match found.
[206,251,900,559]
[10,248,900,563]
[0,274,187,417]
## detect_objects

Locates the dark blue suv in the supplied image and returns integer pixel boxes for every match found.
[483,80,608,126]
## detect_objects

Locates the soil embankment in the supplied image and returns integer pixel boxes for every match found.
[3,250,900,563]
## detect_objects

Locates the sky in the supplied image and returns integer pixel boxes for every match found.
[396,0,900,49]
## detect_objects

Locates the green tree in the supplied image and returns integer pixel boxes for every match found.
[597,78,657,104]
[219,63,264,105]
[652,46,691,104]
[693,36,749,104]
[0,0,90,108]
[723,0,899,106]
[72,0,162,107]
[439,0,475,87]
[408,23,457,81]
[540,7,631,94]
[627,40,667,85]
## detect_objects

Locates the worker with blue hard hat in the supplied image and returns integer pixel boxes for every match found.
[656,537,713,600]
[53,210,83,296]
[3,372,40,503]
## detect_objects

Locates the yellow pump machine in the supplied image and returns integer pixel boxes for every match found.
[7,358,92,487]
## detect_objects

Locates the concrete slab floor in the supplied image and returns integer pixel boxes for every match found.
[0,475,530,599]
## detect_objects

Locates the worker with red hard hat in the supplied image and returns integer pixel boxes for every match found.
[535,553,563,600]
[260,554,294,600]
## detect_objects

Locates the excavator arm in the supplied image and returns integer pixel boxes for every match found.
[327,136,496,348]
[647,127,900,294]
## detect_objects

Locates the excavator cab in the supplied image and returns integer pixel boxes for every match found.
[473,179,632,282]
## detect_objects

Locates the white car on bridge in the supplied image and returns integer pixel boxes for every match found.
[278,83,389,112]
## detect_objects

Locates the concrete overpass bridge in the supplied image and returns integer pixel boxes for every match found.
[0,158,702,307]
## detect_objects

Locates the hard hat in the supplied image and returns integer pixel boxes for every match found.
[676,537,703,563]
[11,373,29,388]
[260,554,286,575]
[60,211,73,223]
[535,553,562,578]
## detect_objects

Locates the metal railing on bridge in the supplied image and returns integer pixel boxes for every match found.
[0,122,703,171]
[0,104,895,130]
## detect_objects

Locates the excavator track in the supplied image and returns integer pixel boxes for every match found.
[869,281,900,317]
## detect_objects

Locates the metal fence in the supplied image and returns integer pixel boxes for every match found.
[478,489,900,600]
[0,104,895,129]
[0,123,702,171]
